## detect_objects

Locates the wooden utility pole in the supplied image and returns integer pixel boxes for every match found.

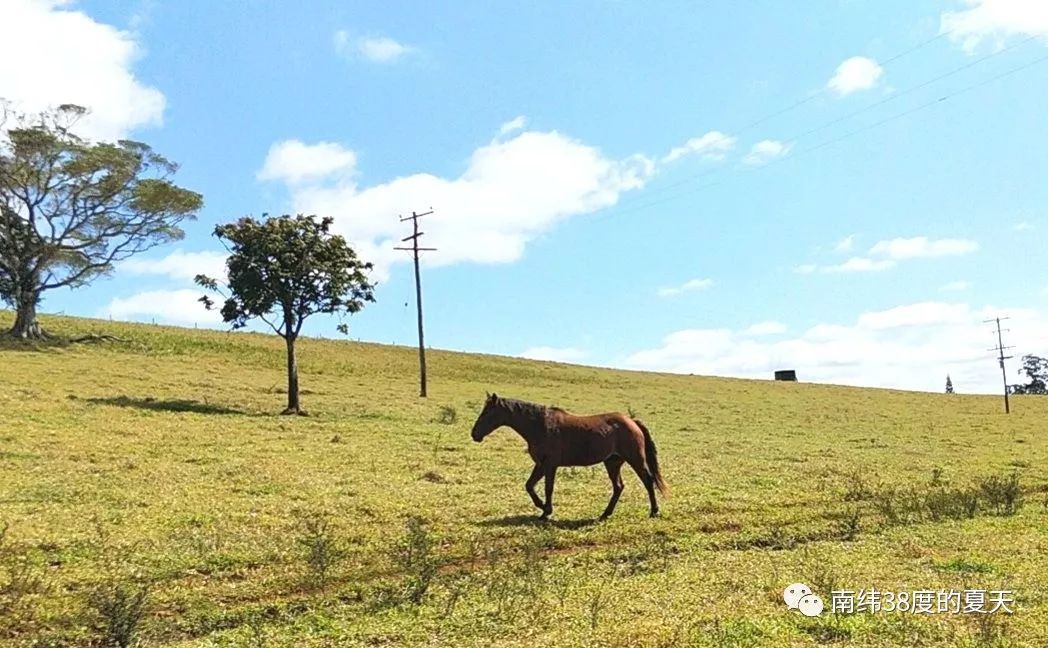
[984,316,1013,413]
[395,210,436,397]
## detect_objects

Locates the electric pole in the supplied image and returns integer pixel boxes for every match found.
[395,209,436,397]
[984,316,1014,413]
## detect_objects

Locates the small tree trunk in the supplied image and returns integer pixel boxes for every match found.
[282,334,302,415]
[8,293,47,339]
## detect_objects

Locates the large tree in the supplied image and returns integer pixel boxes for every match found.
[1011,354,1047,395]
[0,103,203,338]
[196,214,376,415]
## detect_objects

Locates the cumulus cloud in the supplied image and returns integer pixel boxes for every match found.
[101,289,222,325]
[743,139,791,166]
[833,234,856,253]
[656,278,714,297]
[941,0,1048,53]
[798,236,979,273]
[120,249,228,281]
[827,56,885,96]
[499,116,527,136]
[624,301,1048,393]
[257,140,357,185]
[520,346,588,363]
[0,0,165,142]
[868,236,979,259]
[334,30,414,63]
[662,131,736,163]
[259,127,655,281]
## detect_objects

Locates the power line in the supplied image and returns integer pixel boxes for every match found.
[985,316,1014,414]
[603,34,1040,219]
[597,50,1048,222]
[394,209,436,398]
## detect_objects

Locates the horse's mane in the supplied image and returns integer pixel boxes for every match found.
[498,397,565,417]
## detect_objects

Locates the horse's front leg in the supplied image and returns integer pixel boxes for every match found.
[539,463,558,520]
[525,463,545,511]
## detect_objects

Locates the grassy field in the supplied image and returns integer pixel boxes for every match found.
[1,313,1047,647]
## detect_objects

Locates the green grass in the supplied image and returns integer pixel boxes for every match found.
[1,312,1047,646]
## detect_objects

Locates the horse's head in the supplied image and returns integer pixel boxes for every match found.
[471,392,506,442]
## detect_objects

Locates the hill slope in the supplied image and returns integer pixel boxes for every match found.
[1,314,1046,646]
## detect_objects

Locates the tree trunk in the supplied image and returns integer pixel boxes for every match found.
[282,334,303,415]
[8,293,47,339]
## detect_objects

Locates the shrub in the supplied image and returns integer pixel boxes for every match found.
[295,512,346,588]
[392,516,438,604]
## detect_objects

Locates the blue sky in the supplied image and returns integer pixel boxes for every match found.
[3,0,1047,392]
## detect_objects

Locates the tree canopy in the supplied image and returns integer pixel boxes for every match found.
[0,102,202,338]
[1011,355,1047,395]
[196,213,376,414]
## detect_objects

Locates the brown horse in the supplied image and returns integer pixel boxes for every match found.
[470,393,667,520]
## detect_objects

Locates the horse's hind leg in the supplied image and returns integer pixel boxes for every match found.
[600,457,625,520]
[525,463,545,511]
[625,455,660,518]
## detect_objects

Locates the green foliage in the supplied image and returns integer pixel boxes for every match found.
[1011,355,1047,395]
[391,516,438,605]
[436,404,457,425]
[295,512,346,588]
[0,102,202,337]
[196,214,375,340]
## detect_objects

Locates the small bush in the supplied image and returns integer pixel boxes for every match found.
[87,579,149,648]
[0,522,49,620]
[979,472,1023,516]
[392,516,438,604]
[833,508,861,541]
[436,405,457,425]
[295,512,345,588]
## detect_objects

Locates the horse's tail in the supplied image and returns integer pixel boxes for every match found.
[633,418,668,495]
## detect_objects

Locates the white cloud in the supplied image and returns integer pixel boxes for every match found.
[259,127,655,281]
[941,0,1048,53]
[799,236,979,274]
[257,140,357,185]
[744,321,787,336]
[120,249,227,281]
[1013,221,1033,231]
[824,257,896,273]
[868,236,979,259]
[827,56,885,96]
[662,131,736,163]
[656,277,714,297]
[942,280,971,291]
[101,289,221,325]
[624,301,1048,393]
[743,139,791,166]
[0,0,165,142]
[499,116,527,136]
[834,234,856,253]
[334,30,414,63]
[520,346,587,363]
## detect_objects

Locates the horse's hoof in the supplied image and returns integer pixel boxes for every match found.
[649,510,660,518]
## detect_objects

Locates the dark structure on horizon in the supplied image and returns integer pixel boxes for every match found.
[774,370,798,382]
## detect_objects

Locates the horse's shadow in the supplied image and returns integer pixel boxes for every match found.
[478,514,600,530]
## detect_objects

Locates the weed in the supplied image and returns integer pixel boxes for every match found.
[392,516,438,605]
[436,405,457,425]
[295,512,346,588]
[979,472,1023,516]
[87,579,149,648]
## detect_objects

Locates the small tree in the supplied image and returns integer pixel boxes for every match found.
[1011,355,1047,395]
[945,374,954,394]
[196,214,375,414]
[0,103,202,338]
